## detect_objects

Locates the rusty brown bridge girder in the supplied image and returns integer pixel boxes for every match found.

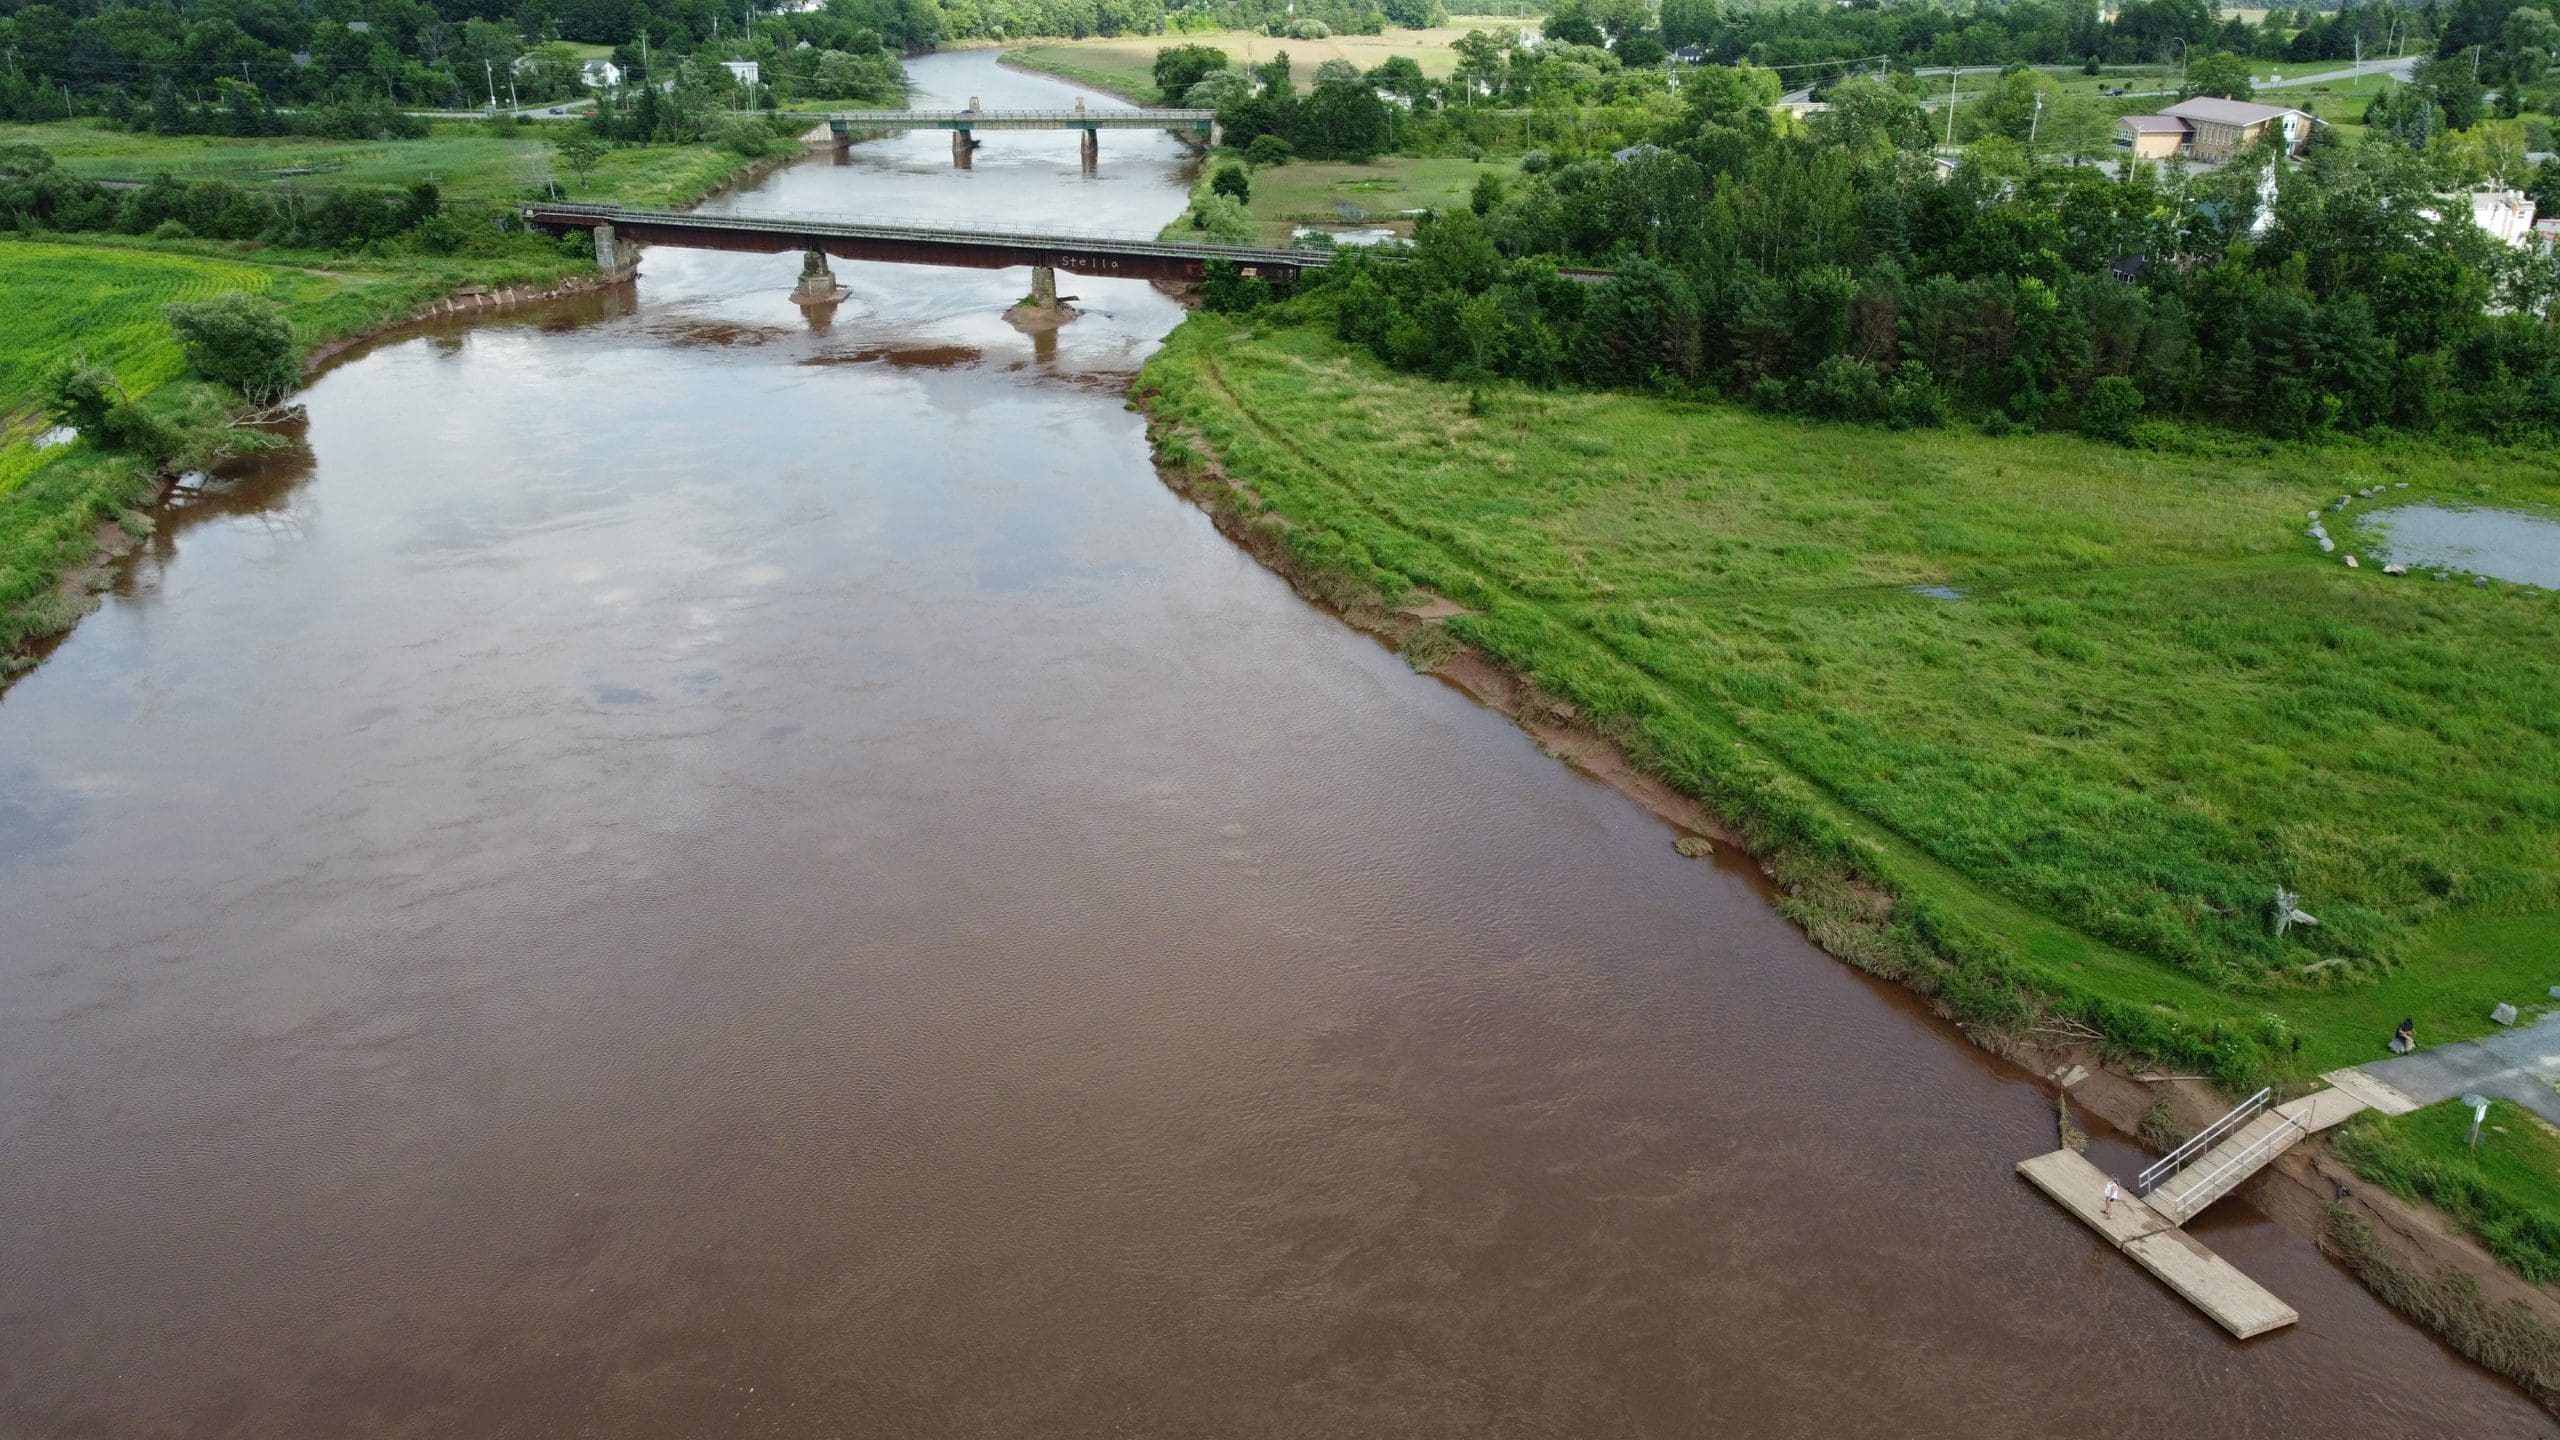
[521,204,1326,284]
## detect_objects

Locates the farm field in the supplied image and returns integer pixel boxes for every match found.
[1007,18,1525,102]
[0,243,281,501]
[1139,314,2560,1087]
[0,120,774,207]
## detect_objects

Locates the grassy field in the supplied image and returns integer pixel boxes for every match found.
[1172,150,1521,242]
[0,120,776,207]
[2338,1100,2560,1281]
[1008,19,1523,103]
[0,245,276,494]
[1138,315,2560,1090]
[0,235,590,661]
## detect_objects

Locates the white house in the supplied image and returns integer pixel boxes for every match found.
[2470,188,2539,247]
[580,59,623,88]
[722,59,761,87]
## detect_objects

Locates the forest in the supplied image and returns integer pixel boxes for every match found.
[1195,63,2560,442]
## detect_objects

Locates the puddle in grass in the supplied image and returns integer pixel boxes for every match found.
[2365,502,2560,590]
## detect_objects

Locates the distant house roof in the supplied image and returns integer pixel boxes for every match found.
[2162,96,2306,127]
[1612,142,1661,162]
[1670,44,1705,62]
[2118,114,2187,133]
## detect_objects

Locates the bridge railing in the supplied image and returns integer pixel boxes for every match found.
[826,108,1216,122]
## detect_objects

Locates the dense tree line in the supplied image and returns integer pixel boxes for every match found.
[0,0,913,117]
[1213,71,2560,444]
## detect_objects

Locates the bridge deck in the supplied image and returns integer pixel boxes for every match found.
[828,108,1215,131]
[524,204,1327,281]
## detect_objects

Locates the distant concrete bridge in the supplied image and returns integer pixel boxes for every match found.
[825,99,1218,168]
[521,203,1326,307]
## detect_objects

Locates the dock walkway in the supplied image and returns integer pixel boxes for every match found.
[2018,1084,2371,1338]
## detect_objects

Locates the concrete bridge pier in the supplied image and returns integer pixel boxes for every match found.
[1079,128,1098,173]
[1028,265,1057,307]
[828,118,851,154]
[952,129,974,168]
[793,248,849,306]
[592,222,640,281]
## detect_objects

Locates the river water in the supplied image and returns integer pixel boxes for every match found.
[0,52,2547,1438]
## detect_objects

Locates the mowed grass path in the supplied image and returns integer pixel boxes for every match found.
[1142,316,2560,1076]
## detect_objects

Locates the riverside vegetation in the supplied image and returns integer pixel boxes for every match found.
[0,103,827,668]
[1131,26,2560,1320]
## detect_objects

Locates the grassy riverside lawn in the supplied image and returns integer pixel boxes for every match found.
[2338,1099,2560,1282]
[1165,150,1521,243]
[1006,19,1523,103]
[0,119,778,208]
[1137,314,2560,1095]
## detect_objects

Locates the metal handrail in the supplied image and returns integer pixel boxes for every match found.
[2136,1087,2269,1194]
[2153,1106,2308,1210]
[827,108,1215,121]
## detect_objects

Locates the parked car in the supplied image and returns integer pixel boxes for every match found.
[2104,86,2128,96]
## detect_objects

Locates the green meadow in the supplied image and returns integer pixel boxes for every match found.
[1139,315,2560,1087]
[0,119,779,207]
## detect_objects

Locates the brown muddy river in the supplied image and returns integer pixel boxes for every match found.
[0,52,2548,1439]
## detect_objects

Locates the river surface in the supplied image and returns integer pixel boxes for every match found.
[0,51,2548,1438]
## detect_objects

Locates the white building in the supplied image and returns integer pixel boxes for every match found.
[580,59,623,89]
[2470,188,2539,247]
[722,59,761,87]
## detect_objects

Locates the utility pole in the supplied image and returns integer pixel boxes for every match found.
[1945,65,1958,148]
[485,58,497,112]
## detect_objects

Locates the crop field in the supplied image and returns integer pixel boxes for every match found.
[1141,316,2560,1084]
[1007,19,1527,102]
[0,120,772,207]
[0,243,279,501]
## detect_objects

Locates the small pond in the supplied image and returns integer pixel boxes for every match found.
[2364,502,2560,589]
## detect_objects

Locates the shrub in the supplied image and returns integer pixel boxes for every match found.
[1244,133,1295,167]
[1519,147,1552,174]
[163,291,297,408]
[1210,162,1251,204]
[1884,361,1949,429]
[711,113,776,158]
[1187,194,1258,245]
[1798,354,1882,421]
[2082,375,2144,444]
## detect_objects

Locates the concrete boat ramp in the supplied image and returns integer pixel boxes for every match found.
[2017,1084,2373,1339]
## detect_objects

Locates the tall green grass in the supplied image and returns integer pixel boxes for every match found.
[1137,314,2560,1081]
[2337,1101,2560,1282]
[0,243,274,500]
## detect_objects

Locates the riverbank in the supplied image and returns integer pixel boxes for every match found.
[0,235,605,680]
[0,120,810,682]
[1133,312,2560,1404]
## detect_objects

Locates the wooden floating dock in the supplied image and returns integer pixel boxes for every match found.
[2017,1148,2300,1339]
